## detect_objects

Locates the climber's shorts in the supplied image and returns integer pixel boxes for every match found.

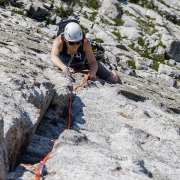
[59,53,111,80]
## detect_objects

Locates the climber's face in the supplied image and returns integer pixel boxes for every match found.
[66,40,81,53]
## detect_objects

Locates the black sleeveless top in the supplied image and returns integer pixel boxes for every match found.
[59,34,87,67]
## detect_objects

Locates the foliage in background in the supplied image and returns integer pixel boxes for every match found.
[116,56,122,66]
[124,10,135,17]
[72,0,83,7]
[129,41,165,71]
[113,18,124,26]
[82,11,88,19]
[89,12,98,21]
[72,0,100,9]
[100,17,112,25]
[112,31,121,41]
[136,17,157,35]
[55,6,73,18]
[45,17,54,25]
[127,60,136,69]
[128,0,139,3]
[128,0,178,25]
[128,0,169,8]
[152,54,165,63]
[11,9,24,16]
[56,0,100,18]
[0,0,7,6]
[141,52,152,59]
[138,37,145,46]
[158,41,166,48]
[152,62,159,71]
[158,0,170,7]
[80,25,89,34]
[87,0,100,9]
[83,11,98,22]
[15,2,24,8]
[94,38,104,43]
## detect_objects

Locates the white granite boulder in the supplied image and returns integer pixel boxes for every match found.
[158,63,180,79]
[134,57,155,70]
[99,0,123,19]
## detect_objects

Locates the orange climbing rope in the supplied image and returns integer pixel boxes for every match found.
[35,140,57,180]
[68,72,91,129]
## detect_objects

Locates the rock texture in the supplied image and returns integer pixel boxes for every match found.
[0,116,8,180]
[44,74,180,180]
[0,6,72,178]
[0,0,180,180]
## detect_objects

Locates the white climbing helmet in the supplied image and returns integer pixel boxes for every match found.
[64,22,83,42]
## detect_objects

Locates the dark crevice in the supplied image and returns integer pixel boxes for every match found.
[20,103,69,165]
[167,107,180,114]
[29,47,44,53]
[118,90,146,102]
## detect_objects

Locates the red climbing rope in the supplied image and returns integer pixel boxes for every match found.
[35,140,57,180]
[68,72,91,129]
[68,92,73,130]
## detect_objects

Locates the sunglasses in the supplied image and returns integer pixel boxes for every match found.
[67,41,81,46]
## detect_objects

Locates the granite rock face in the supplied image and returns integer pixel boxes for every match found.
[165,40,180,62]
[7,72,180,180]
[0,0,180,179]
[0,116,8,179]
[43,73,180,180]
[0,6,71,179]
